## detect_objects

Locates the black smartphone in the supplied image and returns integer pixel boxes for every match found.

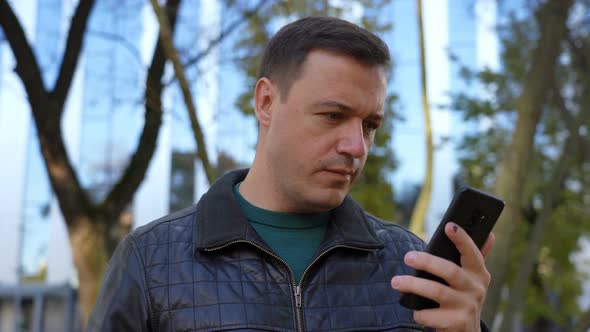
[399,186,505,310]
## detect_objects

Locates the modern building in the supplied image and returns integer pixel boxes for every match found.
[1,0,587,331]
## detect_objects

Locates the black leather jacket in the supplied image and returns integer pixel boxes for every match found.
[88,169,480,331]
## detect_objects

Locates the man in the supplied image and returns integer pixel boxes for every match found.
[88,16,494,332]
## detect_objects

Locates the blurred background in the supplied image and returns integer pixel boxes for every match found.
[0,0,588,331]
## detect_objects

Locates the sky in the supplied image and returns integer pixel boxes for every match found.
[1,2,588,312]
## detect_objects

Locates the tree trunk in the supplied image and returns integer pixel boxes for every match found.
[482,0,573,325]
[409,0,433,239]
[68,218,109,328]
[498,88,590,332]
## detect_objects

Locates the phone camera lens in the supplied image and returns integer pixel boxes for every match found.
[467,211,486,228]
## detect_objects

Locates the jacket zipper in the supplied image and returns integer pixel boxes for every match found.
[204,240,300,330]
[295,245,378,332]
[205,241,378,332]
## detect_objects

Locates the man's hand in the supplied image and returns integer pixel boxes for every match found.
[391,222,495,332]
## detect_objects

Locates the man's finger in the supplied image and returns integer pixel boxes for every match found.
[391,275,461,306]
[444,222,485,271]
[400,251,472,290]
[480,233,495,259]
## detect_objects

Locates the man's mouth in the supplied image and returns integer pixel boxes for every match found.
[323,168,356,181]
[324,168,355,176]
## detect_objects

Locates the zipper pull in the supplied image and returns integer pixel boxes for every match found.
[295,285,302,308]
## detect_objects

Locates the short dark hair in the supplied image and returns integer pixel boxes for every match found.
[259,16,391,100]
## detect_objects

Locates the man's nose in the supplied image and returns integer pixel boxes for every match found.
[335,121,368,158]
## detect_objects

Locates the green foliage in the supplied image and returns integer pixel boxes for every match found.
[515,191,588,326]
[450,3,590,328]
[231,0,400,221]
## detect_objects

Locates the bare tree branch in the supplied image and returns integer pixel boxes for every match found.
[0,0,95,224]
[408,0,433,239]
[165,0,270,87]
[51,0,96,112]
[184,0,270,68]
[100,0,181,221]
[0,0,47,110]
[150,0,215,184]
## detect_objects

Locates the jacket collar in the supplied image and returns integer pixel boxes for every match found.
[194,169,384,252]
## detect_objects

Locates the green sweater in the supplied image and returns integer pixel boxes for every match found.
[233,183,329,284]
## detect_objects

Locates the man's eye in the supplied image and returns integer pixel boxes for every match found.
[325,113,341,120]
[364,121,379,132]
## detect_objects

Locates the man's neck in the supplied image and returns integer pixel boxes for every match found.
[239,162,292,212]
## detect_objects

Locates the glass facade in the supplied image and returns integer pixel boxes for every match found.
[168,0,203,210]
[20,126,53,280]
[214,2,259,166]
[169,151,196,212]
[19,0,65,281]
[79,0,145,203]
[389,0,422,191]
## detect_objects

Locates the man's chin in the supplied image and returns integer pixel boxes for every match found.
[303,189,348,212]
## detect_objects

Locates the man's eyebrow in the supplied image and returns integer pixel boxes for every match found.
[367,113,384,122]
[314,100,354,112]
[314,100,384,121]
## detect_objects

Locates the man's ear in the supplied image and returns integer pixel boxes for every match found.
[254,77,277,128]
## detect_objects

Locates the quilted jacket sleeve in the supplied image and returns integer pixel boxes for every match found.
[86,235,150,331]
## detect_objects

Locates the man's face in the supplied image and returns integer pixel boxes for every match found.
[262,50,387,212]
